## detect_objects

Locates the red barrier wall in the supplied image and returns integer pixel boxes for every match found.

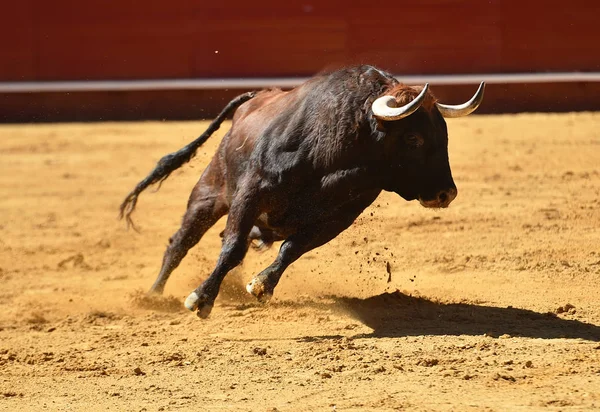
[1,1,598,121]
[2,1,599,81]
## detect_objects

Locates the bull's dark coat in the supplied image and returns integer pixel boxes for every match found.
[120,65,459,317]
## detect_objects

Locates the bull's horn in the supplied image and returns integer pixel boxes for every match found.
[435,82,485,118]
[372,83,429,121]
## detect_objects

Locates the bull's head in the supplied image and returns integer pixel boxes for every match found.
[371,82,485,208]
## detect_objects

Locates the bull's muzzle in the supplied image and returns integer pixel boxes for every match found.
[419,187,457,209]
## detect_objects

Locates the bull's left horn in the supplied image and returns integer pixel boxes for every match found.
[372,83,429,121]
[435,82,485,118]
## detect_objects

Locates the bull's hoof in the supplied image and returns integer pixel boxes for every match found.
[184,292,214,318]
[246,277,273,303]
[184,292,201,311]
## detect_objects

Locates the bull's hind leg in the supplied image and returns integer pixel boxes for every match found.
[184,179,260,318]
[149,167,227,294]
[246,192,380,302]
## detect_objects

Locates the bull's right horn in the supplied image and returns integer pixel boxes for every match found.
[435,82,485,118]
[372,83,429,121]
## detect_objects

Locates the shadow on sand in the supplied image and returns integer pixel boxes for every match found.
[327,290,600,341]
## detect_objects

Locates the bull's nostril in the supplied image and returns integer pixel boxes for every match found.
[449,188,457,202]
[438,191,448,204]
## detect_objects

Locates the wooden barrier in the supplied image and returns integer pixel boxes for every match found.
[3,1,599,80]
[1,1,598,120]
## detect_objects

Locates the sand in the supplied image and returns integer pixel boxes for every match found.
[1,112,599,411]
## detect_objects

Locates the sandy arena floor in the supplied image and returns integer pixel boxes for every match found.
[1,112,599,411]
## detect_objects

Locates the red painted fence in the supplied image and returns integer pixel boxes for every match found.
[1,1,599,120]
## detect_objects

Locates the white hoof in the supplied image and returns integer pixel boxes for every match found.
[246,277,272,303]
[246,277,262,295]
[184,292,200,311]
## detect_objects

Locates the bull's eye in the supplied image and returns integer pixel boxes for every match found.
[404,133,424,149]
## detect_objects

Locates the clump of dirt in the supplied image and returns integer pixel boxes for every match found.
[555,303,576,314]
[57,253,92,270]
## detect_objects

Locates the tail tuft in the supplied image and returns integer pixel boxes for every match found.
[119,91,256,229]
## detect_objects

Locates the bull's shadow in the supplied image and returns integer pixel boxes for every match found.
[324,290,600,341]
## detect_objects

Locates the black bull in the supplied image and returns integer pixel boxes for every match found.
[120,65,485,318]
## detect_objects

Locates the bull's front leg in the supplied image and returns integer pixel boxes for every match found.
[246,191,380,302]
[184,179,260,318]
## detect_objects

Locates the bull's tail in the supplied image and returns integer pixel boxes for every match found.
[119,91,256,230]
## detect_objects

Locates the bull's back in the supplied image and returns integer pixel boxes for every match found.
[214,66,394,201]
[228,88,290,152]
[216,88,293,197]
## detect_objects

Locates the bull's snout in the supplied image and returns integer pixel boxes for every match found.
[419,187,457,209]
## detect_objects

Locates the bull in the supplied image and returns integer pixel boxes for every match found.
[120,65,484,318]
